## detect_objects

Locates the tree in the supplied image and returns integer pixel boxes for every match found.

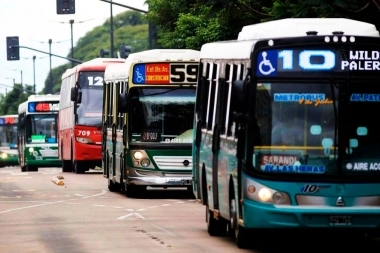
[145,0,380,50]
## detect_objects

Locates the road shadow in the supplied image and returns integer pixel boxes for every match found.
[237,232,380,252]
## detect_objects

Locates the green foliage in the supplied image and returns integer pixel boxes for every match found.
[47,10,149,94]
[4,2,380,112]
[0,83,32,115]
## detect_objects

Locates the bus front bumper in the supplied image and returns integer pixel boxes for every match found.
[126,168,192,187]
[243,199,380,230]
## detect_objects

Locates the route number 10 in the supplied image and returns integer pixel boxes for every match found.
[278,50,336,70]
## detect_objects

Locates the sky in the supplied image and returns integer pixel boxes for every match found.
[0,0,148,95]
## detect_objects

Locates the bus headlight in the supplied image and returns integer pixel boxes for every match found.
[76,137,92,144]
[244,179,291,205]
[140,158,150,167]
[0,152,8,159]
[28,147,34,152]
[258,188,272,202]
[133,151,143,160]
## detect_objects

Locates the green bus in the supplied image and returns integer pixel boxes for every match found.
[18,94,61,172]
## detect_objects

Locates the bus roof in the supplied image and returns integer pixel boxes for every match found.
[238,18,379,41]
[0,114,17,118]
[18,94,60,114]
[104,49,200,82]
[61,58,126,79]
[200,18,379,60]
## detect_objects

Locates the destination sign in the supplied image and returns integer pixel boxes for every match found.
[28,101,59,113]
[132,63,199,84]
[0,117,17,125]
[256,47,380,77]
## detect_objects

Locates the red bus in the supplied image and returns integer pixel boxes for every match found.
[58,58,125,173]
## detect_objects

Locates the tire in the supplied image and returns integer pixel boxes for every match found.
[206,205,227,236]
[125,184,146,198]
[62,160,72,172]
[73,160,85,174]
[26,165,38,172]
[108,178,120,192]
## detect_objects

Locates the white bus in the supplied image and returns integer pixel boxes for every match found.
[103,49,200,197]
[18,94,61,172]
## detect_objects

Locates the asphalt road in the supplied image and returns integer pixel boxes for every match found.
[1,166,380,253]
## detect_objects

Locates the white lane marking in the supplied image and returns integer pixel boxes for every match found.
[117,213,145,220]
[81,190,108,199]
[0,200,65,214]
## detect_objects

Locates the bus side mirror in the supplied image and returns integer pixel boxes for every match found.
[70,87,77,102]
[118,93,128,113]
[70,87,82,104]
[231,80,246,122]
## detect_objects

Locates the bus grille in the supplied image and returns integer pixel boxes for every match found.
[153,156,192,170]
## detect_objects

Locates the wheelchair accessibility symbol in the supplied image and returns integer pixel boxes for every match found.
[256,50,277,76]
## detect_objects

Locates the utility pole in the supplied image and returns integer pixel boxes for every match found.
[110,0,114,58]
[49,39,53,94]
[33,56,36,94]
[70,19,74,67]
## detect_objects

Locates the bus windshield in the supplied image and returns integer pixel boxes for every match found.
[0,124,17,149]
[129,88,195,144]
[254,81,380,176]
[77,71,104,126]
[25,115,58,144]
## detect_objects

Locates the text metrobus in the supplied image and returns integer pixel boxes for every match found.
[18,94,61,172]
[0,114,19,167]
[193,18,380,248]
[58,58,125,173]
[103,49,199,197]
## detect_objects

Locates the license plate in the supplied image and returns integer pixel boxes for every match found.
[329,216,352,225]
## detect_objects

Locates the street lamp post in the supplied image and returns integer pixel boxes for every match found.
[110,0,114,58]
[11,69,22,86]
[49,39,53,94]
[33,56,36,94]
[70,19,74,67]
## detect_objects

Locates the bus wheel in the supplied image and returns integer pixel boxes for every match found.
[73,161,85,174]
[108,178,120,192]
[126,184,145,198]
[206,205,227,236]
[26,165,38,172]
[62,160,72,172]
[229,198,237,237]
[21,166,27,172]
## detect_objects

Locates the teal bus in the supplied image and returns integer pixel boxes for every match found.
[103,49,200,197]
[18,94,61,172]
[0,114,19,167]
[192,18,380,248]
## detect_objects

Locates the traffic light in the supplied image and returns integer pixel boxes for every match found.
[100,49,109,58]
[6,36,20,61]
[120,44,131,59]
[57,0,75,14]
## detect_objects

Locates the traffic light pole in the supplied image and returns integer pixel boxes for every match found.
[10,45,83,64]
